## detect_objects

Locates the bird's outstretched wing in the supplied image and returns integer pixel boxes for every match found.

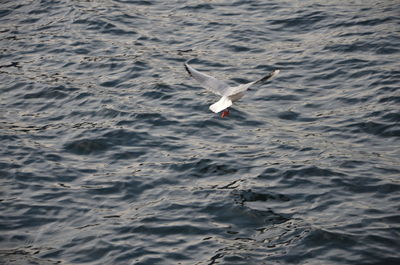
[253,69,280,86]
[224,69,280,97]
[184,63,230,96]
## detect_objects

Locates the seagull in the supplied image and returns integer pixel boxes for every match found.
[184,61,280,117]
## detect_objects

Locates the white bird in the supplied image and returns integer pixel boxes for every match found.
[184,62,280,117]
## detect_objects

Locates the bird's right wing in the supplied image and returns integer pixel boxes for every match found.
[253,69,280,86]
[184,63,230,96]
[224,69,280,97]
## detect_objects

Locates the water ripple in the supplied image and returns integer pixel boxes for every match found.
[1,0,399,265]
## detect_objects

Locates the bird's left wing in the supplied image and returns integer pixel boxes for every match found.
[184,63,230,96]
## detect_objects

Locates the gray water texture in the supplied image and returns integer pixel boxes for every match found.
[1,0,399,264]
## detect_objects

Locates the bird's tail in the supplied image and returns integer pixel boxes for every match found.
[209,97,232,113]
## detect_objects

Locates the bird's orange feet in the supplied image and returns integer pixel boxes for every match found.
[221,109,230,118]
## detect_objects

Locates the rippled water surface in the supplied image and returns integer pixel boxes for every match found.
[1,0,400,264]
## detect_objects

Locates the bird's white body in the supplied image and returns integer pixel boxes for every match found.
[184,62,279,115]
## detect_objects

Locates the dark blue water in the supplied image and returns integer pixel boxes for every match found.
[1,1,399,264]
